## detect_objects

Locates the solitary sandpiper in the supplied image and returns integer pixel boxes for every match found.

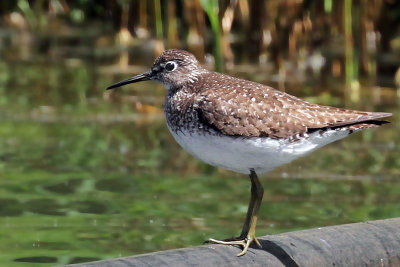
[107,49,392,256]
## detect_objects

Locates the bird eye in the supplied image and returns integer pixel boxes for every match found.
[165,61,177,72]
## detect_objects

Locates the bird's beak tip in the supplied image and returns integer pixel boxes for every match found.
[106,72,151,90]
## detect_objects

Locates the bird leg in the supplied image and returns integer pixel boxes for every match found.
[207,169,264,256]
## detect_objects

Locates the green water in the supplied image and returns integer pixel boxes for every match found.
[0,34,399,266]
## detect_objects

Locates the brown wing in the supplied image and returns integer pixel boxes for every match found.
[195,73,391,139]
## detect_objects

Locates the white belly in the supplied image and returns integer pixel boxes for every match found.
[167,126,352,174]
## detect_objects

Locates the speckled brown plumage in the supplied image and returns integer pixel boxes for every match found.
[195,72,390,139]
[159,50,391,140]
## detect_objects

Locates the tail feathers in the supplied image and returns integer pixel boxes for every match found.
[340,122,388,134]
[308,113,392,133]
[329,119,391,131]
[327,112,392,129]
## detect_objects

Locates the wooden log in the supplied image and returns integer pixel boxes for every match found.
[69,218,400,267]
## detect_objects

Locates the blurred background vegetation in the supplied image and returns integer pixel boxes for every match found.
[0,0,399,265]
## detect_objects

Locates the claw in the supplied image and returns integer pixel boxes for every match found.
[207,238,246,246]
[207,236,262,256]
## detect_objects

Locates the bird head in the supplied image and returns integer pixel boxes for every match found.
[107,49,205,90]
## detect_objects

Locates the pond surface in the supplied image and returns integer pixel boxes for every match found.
[0,29,399,266]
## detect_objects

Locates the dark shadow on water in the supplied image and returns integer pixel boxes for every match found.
[44,178,83,194]
[0,198,23,216]
[26,198,66,216]
[14,256,58,263]
[71,200,109,214]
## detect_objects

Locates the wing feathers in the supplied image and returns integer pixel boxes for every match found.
[195,72,392,139]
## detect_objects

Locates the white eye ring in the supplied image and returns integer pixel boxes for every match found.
[165,61,178,72]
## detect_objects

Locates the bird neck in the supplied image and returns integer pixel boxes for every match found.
[165,85,196,113]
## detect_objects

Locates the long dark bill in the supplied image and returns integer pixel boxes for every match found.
[106,72,151,90]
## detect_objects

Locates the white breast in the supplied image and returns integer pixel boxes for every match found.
[167,126,352,174]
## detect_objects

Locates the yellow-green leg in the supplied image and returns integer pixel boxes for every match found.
[208,169,264,256]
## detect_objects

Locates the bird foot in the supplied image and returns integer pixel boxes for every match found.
[206,235,262,256]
